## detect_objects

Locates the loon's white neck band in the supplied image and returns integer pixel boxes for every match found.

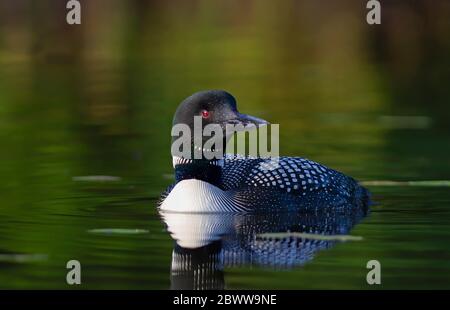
[172,156,224,168]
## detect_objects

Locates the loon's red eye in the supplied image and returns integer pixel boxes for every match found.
[201,110,210,119]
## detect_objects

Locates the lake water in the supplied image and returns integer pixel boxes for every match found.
[0,0,449,289]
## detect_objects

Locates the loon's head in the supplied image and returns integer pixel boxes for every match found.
[171,90,268,184]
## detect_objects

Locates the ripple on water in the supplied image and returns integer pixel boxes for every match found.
[361,180,450,187]
[257,232,363,242]
[87,228,149,235]
[0,254,48,263]
[72,176,122,182]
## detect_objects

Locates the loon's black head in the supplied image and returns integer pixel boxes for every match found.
[172,90,268,158]
[173,90,239,129]
[171,90,268,184]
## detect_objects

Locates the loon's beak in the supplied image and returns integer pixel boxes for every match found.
[226,113,269,131]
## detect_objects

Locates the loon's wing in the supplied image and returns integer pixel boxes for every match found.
[220,154,265,190]
[222,155,369,207]
[222,155,340,192]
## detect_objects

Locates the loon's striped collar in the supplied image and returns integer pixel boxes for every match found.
[172,156,224,168]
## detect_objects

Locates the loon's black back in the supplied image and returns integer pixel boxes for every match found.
[219,154,370,212]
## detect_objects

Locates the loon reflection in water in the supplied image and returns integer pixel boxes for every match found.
[160,206,367,290]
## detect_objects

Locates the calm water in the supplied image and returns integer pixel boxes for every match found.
[0,0,449,289]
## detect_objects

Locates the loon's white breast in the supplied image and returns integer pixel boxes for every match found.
[159,179,248,213]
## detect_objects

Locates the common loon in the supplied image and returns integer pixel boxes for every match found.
[159,90,370,213]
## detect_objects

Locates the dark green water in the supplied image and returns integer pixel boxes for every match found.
[0,0,449,289]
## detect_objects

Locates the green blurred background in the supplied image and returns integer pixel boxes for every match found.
[0,0,449,289]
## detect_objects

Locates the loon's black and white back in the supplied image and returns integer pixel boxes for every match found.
[159,90,370,213]
[220,154,369,210]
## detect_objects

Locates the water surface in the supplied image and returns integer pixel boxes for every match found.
[0,0,449,289]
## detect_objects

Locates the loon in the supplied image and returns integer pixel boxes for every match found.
[159,90,370,213]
